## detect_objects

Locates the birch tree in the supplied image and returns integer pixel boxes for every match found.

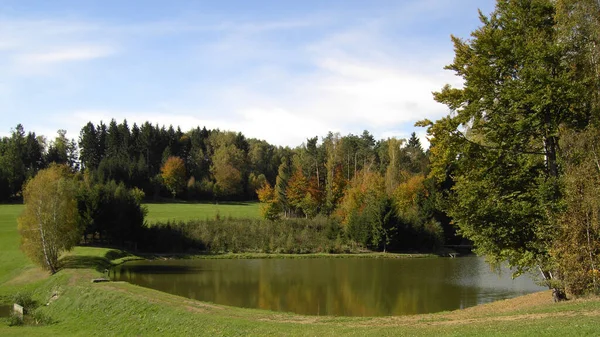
[18,164,80,274]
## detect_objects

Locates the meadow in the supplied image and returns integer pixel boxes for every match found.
[143,202,260,223]
[0,204,599,336]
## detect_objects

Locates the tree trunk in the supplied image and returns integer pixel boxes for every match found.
[39,222,56,274]
[540,267,567,302]
[552,287,567,302]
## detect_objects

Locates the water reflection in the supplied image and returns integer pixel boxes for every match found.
[111,256,544,316]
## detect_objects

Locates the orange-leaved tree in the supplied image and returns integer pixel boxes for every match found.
[161,156,186,198]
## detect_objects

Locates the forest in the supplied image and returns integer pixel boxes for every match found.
[1,121,452,254]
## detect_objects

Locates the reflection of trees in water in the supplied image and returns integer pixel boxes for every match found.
[112,257,541,316]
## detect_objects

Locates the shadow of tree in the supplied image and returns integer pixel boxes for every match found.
[59,256,112,273]
[104,249,131,261]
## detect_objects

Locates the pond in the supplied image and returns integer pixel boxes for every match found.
[111,256,545,316]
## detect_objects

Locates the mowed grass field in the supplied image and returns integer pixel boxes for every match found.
[144,202,260,223]
[0,205,32,284]
[1,204,600,336]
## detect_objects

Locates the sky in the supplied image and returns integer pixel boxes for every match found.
[0,0,496,148]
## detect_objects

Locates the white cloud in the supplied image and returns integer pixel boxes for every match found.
[0,5,473,148]
[16,45,115,65]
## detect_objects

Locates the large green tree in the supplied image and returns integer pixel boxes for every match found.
[422,0,592,301]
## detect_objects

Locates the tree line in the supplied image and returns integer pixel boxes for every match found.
[4,118,455,251]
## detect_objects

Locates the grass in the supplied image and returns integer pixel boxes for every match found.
[0,204,32,284]
[143,202,261,224]
[1,204,599,336]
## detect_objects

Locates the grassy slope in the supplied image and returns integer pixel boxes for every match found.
[1,204,599,336]
[143,202,260,224]
[0,205,32,284]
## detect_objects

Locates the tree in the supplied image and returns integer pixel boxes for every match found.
[554,127,600,296]
[423,0,593,301]
[210,144,245,198]
[275,158,291,216]
[256,181,281,221]
[286,166,309,217]
[336,171,389,249]
[161,156,186,198]
[18,165,80,274]
[384,138,405,195]
[46,130,78,169]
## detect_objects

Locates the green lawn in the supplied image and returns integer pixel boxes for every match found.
[144,202,260,224]
[0,204,31,284]
[1,204,599,336]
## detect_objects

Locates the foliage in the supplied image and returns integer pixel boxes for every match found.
[17,164,80,274]
[160,156,186,198]
[423,0,594,299]
[142,217,352,254]
[256,182,281,221]
[554,127,600,296]
[13,292,37,313]
[0,124,46,201]
[392,174,444,251]
[77,179,147,247]
[210,140,246,198]
[336,171,395,250]
[274,158,290,215]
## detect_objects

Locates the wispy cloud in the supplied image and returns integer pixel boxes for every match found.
[15,45,115,65]
[0,0,493,147]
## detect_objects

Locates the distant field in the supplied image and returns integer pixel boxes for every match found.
[144,202,261,224]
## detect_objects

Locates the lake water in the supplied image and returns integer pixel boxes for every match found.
[111,256,545,316]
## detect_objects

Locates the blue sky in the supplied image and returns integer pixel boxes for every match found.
[0,0,496,147]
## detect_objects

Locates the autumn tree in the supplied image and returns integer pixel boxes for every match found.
[256,181,281,221]
[552,0,600,297]
[286,166,309,217]
[393,174,444,251]
[210,144,245,198]
[18,164,80,274]
[161,156,186,198]
[337,171,391,249]
[384,137,405,195]
[554,127,600,296]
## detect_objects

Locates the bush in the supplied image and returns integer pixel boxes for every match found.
[8,313,23,327]
[12,292,36,314]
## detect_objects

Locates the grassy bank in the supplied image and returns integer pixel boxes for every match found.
[1,204,599,336]
[1,249,599,336]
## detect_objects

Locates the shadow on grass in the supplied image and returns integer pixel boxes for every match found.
[59,255,112,273]
[104,249,131,261]
[59,248,137,273]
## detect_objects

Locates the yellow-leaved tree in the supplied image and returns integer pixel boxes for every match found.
[161,156,186,198]
[18,164,80,274]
